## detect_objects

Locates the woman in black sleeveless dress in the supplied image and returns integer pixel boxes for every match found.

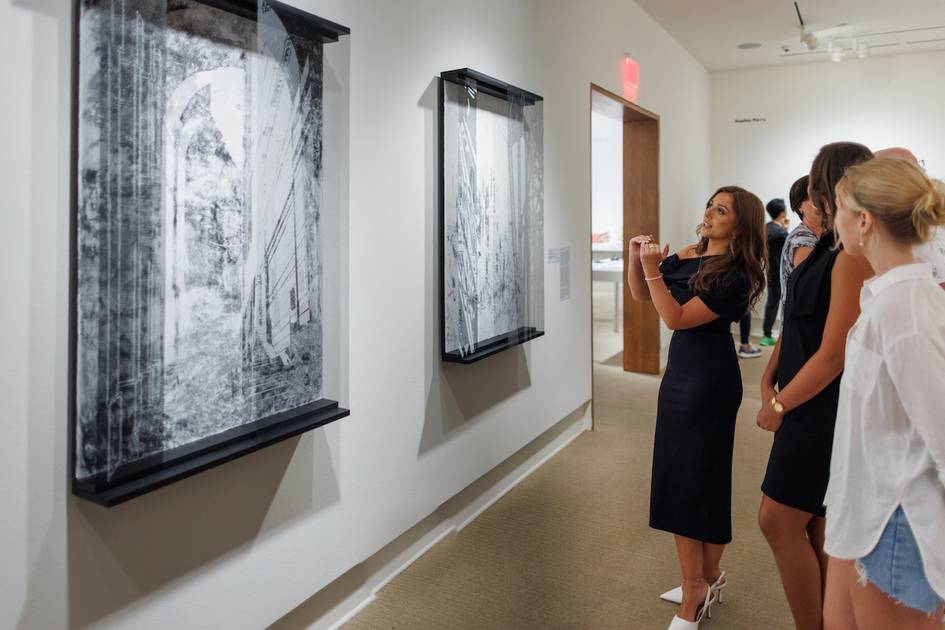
[629,187,766,628]
[755,143,875,630]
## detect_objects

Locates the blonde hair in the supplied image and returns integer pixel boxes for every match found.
[835,158,945,245]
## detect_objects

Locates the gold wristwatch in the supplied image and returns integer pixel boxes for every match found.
[770,396,785,415]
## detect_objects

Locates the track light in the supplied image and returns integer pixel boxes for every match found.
[801,29,819,50]
[826,38,869,62]
[795,3,819,50]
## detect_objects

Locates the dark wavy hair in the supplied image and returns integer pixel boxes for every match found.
[809,142,874,229]
[692,186,767,309]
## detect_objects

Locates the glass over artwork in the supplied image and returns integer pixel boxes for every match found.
[73,0,349,504]
[440,69,545,363]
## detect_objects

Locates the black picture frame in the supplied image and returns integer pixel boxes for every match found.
[439,68,545,364]
[70,0,351,507]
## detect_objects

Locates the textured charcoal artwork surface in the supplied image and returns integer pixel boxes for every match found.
[442,78,544,360]
[75,0,339,487]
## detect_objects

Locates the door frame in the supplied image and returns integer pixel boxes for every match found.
[589,83,661,417]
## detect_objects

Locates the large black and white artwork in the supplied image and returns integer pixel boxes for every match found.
[440,69,544,363]
[73,0,349,505]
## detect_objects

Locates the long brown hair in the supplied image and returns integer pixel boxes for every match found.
[692,186,767,308]
[809,142,874,229]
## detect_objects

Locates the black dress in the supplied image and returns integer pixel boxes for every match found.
[649,255,750,545]
[761,232,841,517]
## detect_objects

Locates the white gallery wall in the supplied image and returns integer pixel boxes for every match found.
[592,111,624,244]
[711,50,945,220]
[0,0,709,628]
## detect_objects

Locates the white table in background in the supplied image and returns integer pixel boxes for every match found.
[592,242,624,259]
[592,258,624,332]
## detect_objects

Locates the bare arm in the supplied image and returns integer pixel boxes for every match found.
[776,252,874,412]
[627,236,652,302]
[640,241,720,330]
[793,246,814,269]
[647,279,722,330]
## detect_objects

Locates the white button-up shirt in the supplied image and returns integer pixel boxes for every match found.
[824,262,945,599]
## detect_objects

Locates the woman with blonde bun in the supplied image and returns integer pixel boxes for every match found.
[823,158,945,629]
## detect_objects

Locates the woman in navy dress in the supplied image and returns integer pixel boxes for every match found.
[628,186,766,629]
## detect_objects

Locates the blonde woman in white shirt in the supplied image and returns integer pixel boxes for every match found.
[875,147,945,288]
[823,157,945,629]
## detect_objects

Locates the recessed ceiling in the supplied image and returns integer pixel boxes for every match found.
[633,0,945,71]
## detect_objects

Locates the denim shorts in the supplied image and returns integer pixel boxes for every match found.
[856,506,944,616]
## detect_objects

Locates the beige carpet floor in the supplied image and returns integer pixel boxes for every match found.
[344,339,793,630]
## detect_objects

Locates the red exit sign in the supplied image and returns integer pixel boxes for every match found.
[622,56,639,102]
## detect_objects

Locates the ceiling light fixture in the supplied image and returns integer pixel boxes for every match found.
[801,30,820,50]
[795,2,820,49]
[826,38,870,62]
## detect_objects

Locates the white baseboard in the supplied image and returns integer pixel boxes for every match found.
[272,402,593,630]
[456,421,590,532]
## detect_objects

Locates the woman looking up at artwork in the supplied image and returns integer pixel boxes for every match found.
[823,158,945,628]
[627,187,766,630]
[755,142,875,630]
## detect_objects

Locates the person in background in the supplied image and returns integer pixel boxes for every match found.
[779,176,823,315]
[737,310,761,359]
[760,199,789,346]
[628,186,766,630]
[756,142,875,630]
[823,157,945,628]
[875,147,945,289]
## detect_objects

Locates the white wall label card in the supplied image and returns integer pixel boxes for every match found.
[559,246,570,301]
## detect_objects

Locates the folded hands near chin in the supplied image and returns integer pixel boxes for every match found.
[629,234,668,277]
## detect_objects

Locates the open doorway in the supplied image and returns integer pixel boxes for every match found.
[589,84,660,378]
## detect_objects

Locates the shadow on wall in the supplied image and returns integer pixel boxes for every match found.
[10,0,342,627]
[417,77,533,456]
[64,433,341,628]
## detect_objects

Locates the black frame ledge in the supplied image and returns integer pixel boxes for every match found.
[196,0,350,43]
[73,400,349,507]
[440,68,542,106]
[442,327,545,364]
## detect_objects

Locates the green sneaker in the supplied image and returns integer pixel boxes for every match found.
[759,336,776,346]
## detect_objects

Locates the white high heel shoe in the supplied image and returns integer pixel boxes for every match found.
[667,581,716,630]
[660,571,727,605]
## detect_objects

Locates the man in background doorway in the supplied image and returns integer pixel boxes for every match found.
[760,199,789,346]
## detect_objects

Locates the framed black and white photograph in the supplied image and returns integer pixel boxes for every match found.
[439,68,545,363]
[71,0,350,506]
